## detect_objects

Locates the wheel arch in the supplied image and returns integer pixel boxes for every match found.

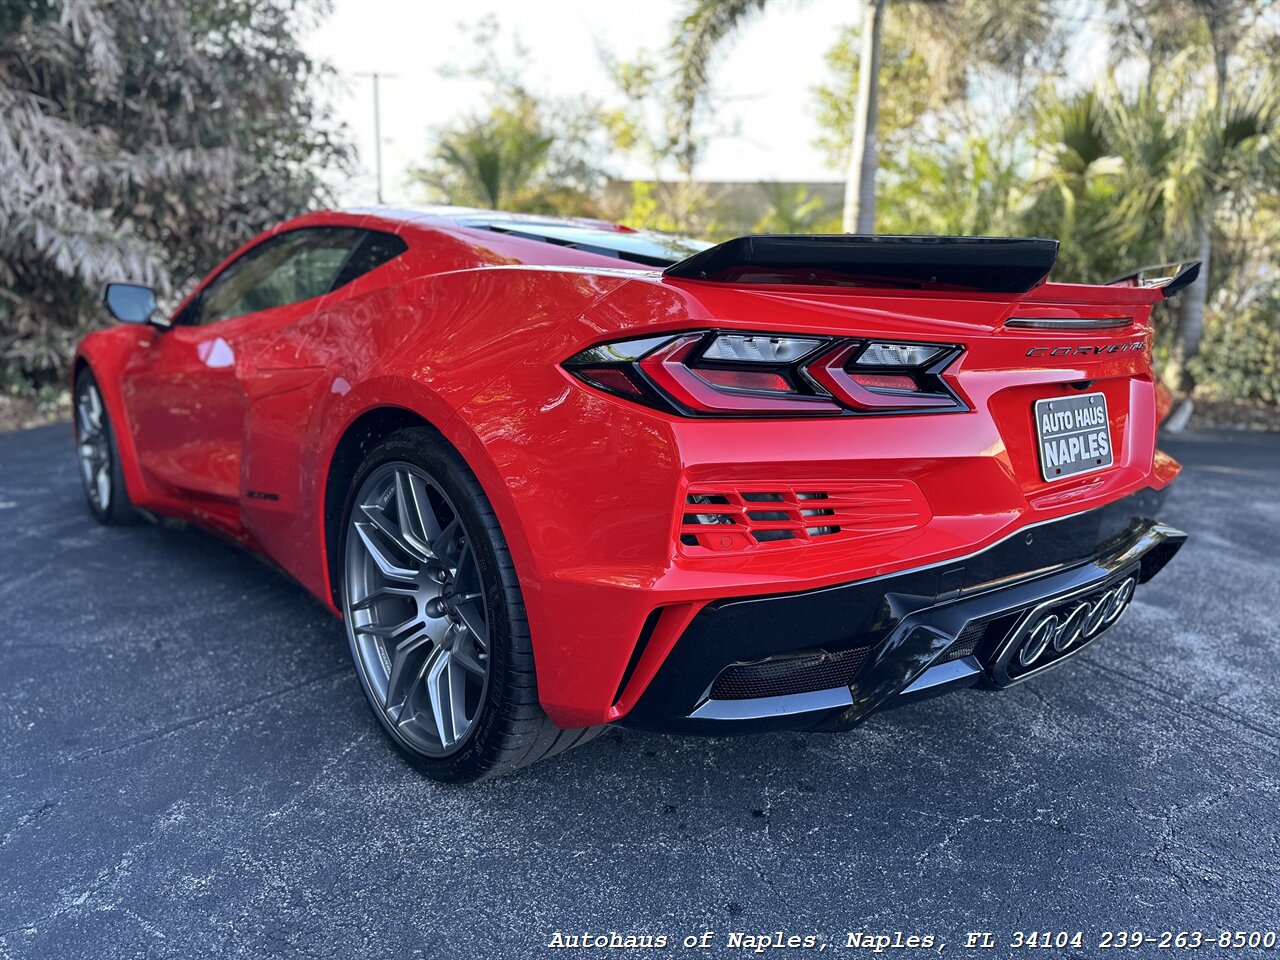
[69,334,151,509]
[319,401,534,616]
[322,405,440,608]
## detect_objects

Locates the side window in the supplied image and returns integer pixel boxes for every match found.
[188,228,363,326]
[331,231,408,291]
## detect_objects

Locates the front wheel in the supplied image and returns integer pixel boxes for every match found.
[339,428,602,782]
[73,369,137,525]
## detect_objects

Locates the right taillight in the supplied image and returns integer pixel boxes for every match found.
[563,330,965,417]
[807,340,962,411]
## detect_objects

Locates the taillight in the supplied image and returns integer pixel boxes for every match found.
[638,335,842,415]
[563,331,965,417]
[807,341,960,410]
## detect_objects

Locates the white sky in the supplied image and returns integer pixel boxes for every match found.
[305,0,855,206]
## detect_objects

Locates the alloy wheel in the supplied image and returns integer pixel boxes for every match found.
[75,382,111,511]
[343,461,492,757]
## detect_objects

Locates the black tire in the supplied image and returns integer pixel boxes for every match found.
[338,427,604,783]
[73,368,138,525]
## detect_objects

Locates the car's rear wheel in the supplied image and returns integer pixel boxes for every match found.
[73,369,137,525]
[339,428,602,782]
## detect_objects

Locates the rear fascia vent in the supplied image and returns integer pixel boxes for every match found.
[709,646,873,700]
[679,481,930,554]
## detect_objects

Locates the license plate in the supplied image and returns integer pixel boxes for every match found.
[1034,392,1113,482]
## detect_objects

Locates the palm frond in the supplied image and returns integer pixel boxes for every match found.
[667,0,768,171]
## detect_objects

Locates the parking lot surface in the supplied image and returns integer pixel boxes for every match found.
[1,424,1277,958]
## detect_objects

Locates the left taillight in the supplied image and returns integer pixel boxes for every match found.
[563,330,966,417]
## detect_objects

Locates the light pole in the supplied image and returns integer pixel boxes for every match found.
[356,71,397,204]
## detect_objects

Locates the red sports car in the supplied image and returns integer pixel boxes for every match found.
[74,207,1194,782]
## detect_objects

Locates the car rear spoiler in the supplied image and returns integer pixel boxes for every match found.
[662,234,1060,294]
[1105,261,1201,299]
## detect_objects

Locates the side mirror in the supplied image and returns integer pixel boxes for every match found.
[103,283,165,326]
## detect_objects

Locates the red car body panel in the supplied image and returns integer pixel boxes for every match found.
[75,209,1181,729]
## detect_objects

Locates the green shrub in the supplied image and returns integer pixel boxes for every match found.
[1192,295,1280,405]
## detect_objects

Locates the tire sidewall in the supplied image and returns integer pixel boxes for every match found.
[73,369,131,524]
[338,428,517,783]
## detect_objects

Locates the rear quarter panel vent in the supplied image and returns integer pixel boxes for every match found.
[679,480,931,554]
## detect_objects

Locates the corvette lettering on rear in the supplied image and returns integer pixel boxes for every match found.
[1026,342,1145,357]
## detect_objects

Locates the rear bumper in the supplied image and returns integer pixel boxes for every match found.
[622,487,1185,733]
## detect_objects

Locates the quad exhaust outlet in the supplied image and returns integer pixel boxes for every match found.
[1016,576,1137,669]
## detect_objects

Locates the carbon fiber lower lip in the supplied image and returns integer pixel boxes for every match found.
[623,496,1187,734]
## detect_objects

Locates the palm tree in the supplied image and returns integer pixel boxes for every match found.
[1027,75,1276,394]
[753,182,834,233]
[1127,85,1275,390]
[1101,0,1277,391]
[669,0,1053,234]
[845,0,889,233]
[1173,0,1269,389]
[670,0,886,232]
[429,108,554,209]
[1024,91,1146,283]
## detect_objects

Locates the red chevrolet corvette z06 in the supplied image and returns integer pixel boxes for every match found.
[73,207,1194,782]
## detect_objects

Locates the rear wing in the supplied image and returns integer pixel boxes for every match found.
[662,234,1203,301]
[1105,261,1201,298]
[663,234,1060,294]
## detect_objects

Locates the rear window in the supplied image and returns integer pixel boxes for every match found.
[467,221,712,267]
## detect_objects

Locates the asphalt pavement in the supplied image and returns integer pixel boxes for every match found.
[1,423,1278,959]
